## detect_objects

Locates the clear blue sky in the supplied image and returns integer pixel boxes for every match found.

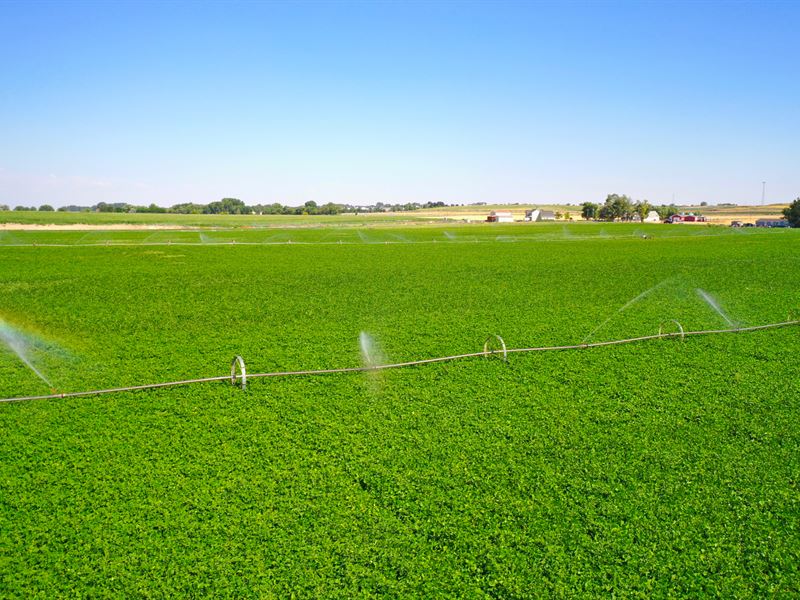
[1,0,797,207]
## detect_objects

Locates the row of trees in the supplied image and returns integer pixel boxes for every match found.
[0,199,452,215]
[581,194,681,222]
[4,197,799,225]
[1,204,55,211]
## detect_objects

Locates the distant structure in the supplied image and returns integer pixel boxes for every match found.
[755,218,789,228]
[486,210,514,223]
[666,213,707,224]
[643,210,661,223]
[524,209,555,222]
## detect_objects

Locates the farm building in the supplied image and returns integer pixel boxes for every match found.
[486,211,514,223]
[643,210,661,223]
[524,209,555,222]
[667,213,707,224]
[755,218,789,228]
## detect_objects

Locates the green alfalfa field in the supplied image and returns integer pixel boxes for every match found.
[1,222,799,596]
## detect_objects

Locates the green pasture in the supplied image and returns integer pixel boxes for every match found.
[0,220,790,248]
[1,224,799,596]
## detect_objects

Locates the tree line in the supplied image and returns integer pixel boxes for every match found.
[3,196,799,226]
[0,199,450,215]
[581,194,682,222]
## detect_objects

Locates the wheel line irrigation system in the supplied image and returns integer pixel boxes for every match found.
[1,320,798,404]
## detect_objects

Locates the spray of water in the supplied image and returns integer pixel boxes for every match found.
[696,289,736,327]
[444,231,456,240]
[359,331,388,394]
[140,232,161,244]
[359,331,386,369]
[263,232,288,244]
[0,319,53,387]
[582,279,671,343]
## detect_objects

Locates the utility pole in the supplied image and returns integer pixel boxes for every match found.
[761,181,766,206]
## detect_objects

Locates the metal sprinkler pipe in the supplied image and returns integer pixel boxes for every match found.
[0,320,798,404]
[231,356,247,390]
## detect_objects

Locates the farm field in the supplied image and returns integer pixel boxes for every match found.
[2,202,790,229]
[0,209,434,228]
[0,220,791,248]
[1,223,799,596]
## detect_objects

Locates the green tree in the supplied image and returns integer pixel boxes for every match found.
[655,204,679,220]
[318,202,341,215]
[38,204,55,211]
[204,198,248,214]
[581,202,599,220]
[599,194,634,221]
[171,203,205,214]
[783,197,800,227]
[634,200,651,221]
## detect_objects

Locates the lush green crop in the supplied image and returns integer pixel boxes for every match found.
[1,224,799,596]
[0,220,787,248]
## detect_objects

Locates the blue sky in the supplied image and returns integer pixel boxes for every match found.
[0,0,797,207]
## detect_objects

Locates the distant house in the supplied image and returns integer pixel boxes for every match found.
[486,210,514,223]
[755,218,789,228]
[667,212,707,224]
[644,210,661,223]
[524,209,555,222]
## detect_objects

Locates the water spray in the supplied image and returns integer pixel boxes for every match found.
[0,319,54,388]
[696,289,736,327]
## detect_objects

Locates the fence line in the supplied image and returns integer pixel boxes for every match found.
[1,320,798,404]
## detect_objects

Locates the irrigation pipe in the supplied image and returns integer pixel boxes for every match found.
[0,229,785,249]
[1,320,798,404]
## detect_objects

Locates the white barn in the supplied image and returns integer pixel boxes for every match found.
[643,210,661,223]
[524,209,555,222]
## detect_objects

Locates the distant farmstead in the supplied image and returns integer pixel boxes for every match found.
[486,211,514,223]
[643,210,661,223]
[667,213,707,224]
[755,218,789,228]
[524,209,555,222]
